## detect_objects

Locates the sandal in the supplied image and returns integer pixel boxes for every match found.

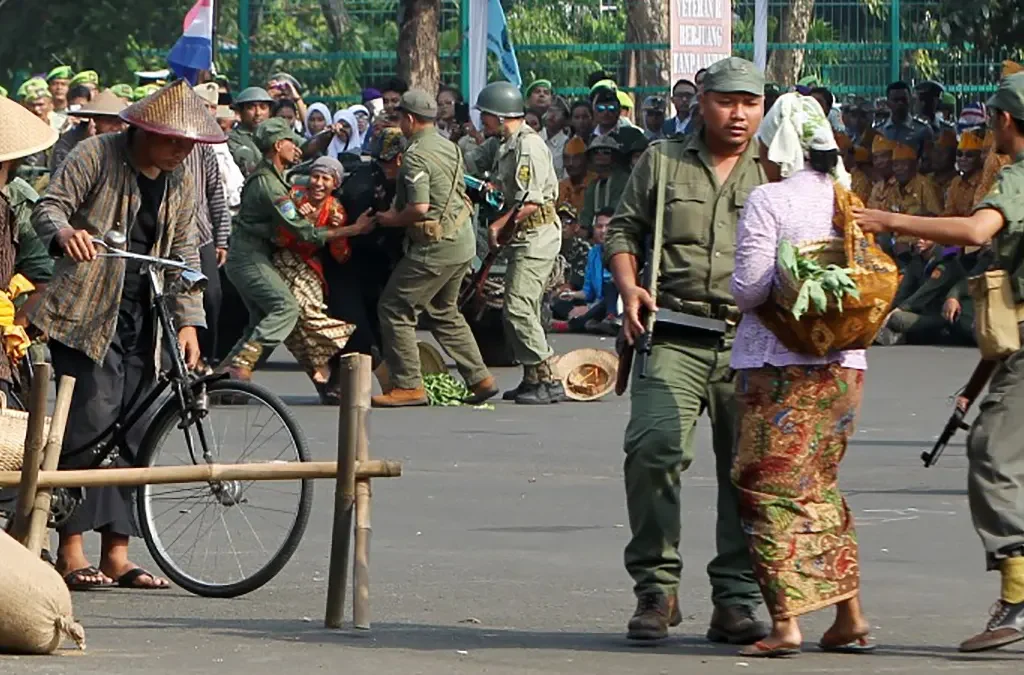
[64,566,114,591]
[737,640,801,658]
[114,567,170,590]
[818,635,876,653]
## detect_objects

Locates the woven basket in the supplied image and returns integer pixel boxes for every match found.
[0,392,50,473]
[756,184,899,357]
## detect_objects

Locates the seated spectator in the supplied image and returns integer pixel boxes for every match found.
[556,204,591,292]
[557,136,592,215]
[551,209,618,334]
[580,134,629,229]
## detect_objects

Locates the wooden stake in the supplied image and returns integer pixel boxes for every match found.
[0,459,401,489]
[10,363,52,545]
[353,362,372,630]
[324,354,371,629]
[26,375,75,557]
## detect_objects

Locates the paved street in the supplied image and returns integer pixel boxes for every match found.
[6,336,1024,674]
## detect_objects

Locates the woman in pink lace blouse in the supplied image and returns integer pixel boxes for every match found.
[729,93,873,657]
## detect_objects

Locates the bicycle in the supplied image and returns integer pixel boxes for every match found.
[0,231,312,598]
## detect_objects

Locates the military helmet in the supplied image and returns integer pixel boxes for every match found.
[233,86,274,108]
[475,81,525,118]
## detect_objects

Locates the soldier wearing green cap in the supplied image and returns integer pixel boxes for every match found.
[854,70,1024,654]
[525,79,553,117]
[69,70,99,95]
[473,80,565,404]
[229,86,274,178]
[108,84,135,101]
[47,65,74,114]
[605,56,769,643]
[371,89,497,408]
[223,117,364,382]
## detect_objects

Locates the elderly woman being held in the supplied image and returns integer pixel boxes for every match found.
[729,93,875,657]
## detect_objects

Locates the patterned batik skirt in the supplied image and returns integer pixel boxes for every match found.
[731,363,865,620]
[272,249,355,377]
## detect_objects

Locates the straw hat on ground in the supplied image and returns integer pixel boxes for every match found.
[0,96,59,163]
[553,348,618,402]
[73,90,129,118]
[120,80,226,144]
[373,342,448,393]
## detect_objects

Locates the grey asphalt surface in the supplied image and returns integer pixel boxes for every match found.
[6,335,1024,674]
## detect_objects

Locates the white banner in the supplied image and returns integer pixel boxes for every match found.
[753,0,768,72]
[467,0,488,128]
[670,0,733,85]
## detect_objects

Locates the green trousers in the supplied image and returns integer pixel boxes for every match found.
[967,348,1024,570]
[503,222,559,366]
[378,256,490,390]
[224,250,299,357]
[623,336,761,608]
[888,309,974,345]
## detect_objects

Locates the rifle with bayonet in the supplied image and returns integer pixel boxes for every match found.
[922,358,999,467]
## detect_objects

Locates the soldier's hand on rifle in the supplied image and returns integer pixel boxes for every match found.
[942,297,961,323]
[488,221,504,250]
[620,284,657,346]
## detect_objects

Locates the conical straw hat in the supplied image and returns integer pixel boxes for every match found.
[120,80,226,144]
[0,97,59,163]
[74,90,129,118]
[553,348,618,402]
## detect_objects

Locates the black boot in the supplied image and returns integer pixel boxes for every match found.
[502,381,526,401]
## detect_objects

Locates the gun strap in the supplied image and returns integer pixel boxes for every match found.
[646,146,669,328]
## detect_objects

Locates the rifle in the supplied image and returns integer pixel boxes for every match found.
[616,148,668,396]
[458,204,521,320]
[922,358,999,467]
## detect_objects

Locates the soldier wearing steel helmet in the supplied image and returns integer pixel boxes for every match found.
[229,86,274,177]
[473,81,564,404]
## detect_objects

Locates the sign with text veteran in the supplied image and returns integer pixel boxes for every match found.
[670,0,732,85]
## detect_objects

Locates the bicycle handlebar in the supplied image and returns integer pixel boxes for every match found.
[92,238,195,273]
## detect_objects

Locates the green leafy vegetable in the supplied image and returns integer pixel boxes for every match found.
[778,242,861,319]
[423,373,470,406]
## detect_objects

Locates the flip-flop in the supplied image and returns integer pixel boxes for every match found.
[63,566,114,591]
[818,636,876,653]
[737,640,801,658]
[114,567,170,590]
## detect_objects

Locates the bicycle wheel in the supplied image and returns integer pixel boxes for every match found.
[136,378,313,598]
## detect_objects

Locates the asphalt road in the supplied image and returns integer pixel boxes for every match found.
[6,336,1023,674]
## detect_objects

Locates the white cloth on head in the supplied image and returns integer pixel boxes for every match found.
[304,102,331,139]
[328,109,363,158]
[347,104,371,136]
[755,92,851,189]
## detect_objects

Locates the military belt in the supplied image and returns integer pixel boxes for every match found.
[522,201,558,229]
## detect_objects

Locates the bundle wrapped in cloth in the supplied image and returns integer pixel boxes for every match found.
[757,184,899,356]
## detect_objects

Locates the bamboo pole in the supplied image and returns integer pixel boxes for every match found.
[353,360,372,630]
[10,363,52,545]
[0,459,401,489]
[325,354,371,629]
[26,375,75,557]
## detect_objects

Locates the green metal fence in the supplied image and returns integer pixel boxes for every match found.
[222,0,1015,105]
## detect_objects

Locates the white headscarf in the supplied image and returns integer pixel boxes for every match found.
[328,109,363,158]
[756,92,851,189]
[347,104,371,136]
[304,102,331,139]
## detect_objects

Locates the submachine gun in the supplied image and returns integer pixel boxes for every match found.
[922,359,998,467]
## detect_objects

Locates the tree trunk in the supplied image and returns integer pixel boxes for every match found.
[397,0,440,94]
[320,0,349,43]
[624,0,670,89]
[766,0,816,85]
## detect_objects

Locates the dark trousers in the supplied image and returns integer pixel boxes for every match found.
[199,242,223,361]
[50,296,154,537]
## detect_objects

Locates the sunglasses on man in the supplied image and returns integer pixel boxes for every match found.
[595,104,619,113]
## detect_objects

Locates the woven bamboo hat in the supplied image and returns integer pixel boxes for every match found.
[553,348,618,402]
[120,80,226,144]
[74,90,129,118]
[0,96,59,163]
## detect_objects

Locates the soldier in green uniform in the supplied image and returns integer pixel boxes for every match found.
[854,71,1024,653]
[605,57,769,643]
[228,87,274,177]
[223,118,366,381]
[474,81,565,404]
[579,134,629,230]
[370,90,497,408]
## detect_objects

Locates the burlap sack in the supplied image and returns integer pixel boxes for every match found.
[969,270,1024,360]
[0,530,86,654]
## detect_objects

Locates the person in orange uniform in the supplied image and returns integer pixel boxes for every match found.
[556,136,592,214]
[867,135,897,210]
[850,145,873,204]
[928,128,959,196]
[944,129,986,217]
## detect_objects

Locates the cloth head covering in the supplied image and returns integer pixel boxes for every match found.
[371,127,407,161]
[937,128,957,149]
[362,88,382,103]
[755,92,850,188]
[854,146,870,163]
[18,78,51,102]
[892,142,917,162]
[564,136,587,156]
[526,79,553,96]
[347,104,369,118]
[703,57,764,96]
[304,102,331,138]
[193,82,219,106]
[254,117,304,152]
[958,129,986,152]
[69,70,99,87]
[987,72,1024,119]
[120,80,226,144]
[0,95,59,162]
[108,83,135,100]
[328,109,362,157]
[616,90,634,110]
[133,84,160,102]
[958,103,987,131]
[871,134,895,154]
[47,66,74,82]
[310,155,344,185]
[215,105,235,121]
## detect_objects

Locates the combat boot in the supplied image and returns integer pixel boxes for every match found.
[626,592,682,641]
[371,387,429,408]
[706,604,770,645]
[516,359,566,405]
[505,364,537,401]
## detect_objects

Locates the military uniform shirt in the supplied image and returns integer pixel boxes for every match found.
[604,134,766,309]
[395,127,475,266]
[232,159,327,257]
[1,178,53,284]
[581,169,629,229]
[881,117,934,156]
[975,151,1024,302]
[493,124,558,208]
[228,126,262,177]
